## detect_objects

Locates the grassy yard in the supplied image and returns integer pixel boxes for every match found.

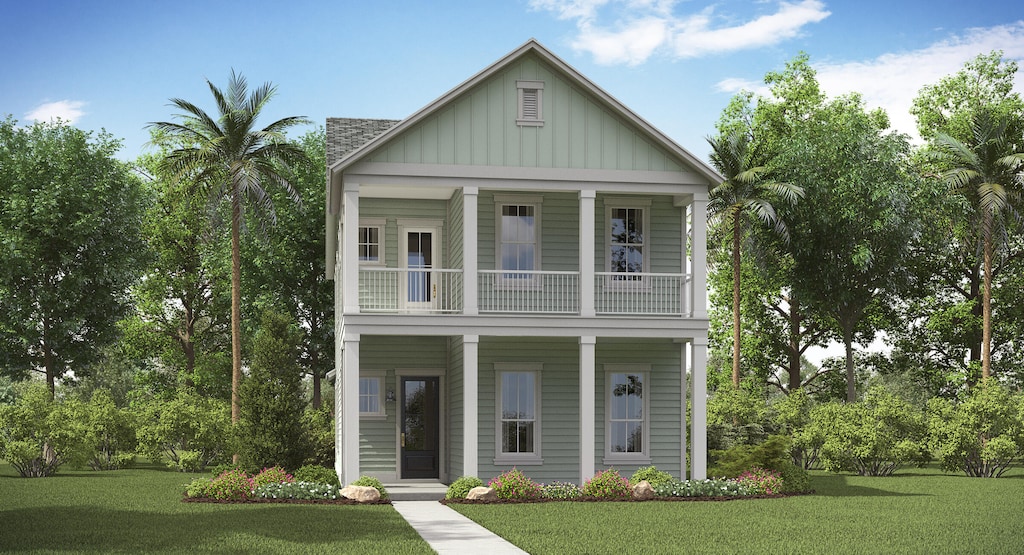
[452,467,1024,555]
[0,461,433,554]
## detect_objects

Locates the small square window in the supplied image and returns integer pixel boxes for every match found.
[359,375,386,418]
[358,220,385,265]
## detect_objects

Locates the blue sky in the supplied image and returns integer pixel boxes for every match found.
[2,0,1023,163]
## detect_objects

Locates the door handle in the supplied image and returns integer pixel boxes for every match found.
[432,284,436,299]
[401,433,406,447]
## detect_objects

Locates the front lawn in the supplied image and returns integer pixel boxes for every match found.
[0,462,432,554]
[452,466,1024,554]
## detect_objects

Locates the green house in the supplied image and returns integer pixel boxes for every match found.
[326,39,718,486]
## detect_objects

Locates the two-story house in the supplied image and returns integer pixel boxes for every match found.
[326,39,717,487]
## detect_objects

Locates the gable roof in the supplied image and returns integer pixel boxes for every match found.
[327,38,723,210]
[326,118,400,168]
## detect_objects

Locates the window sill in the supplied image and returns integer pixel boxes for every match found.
[516,119,545,127]
[359,414,387,421]
[493,456,543,466]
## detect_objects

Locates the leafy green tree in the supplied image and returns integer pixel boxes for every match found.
[149,72,309,424]
[707,130,803,388]
[927,380,1024,477]
[235,310,308,471]
[0,381,91,477]
[934,112,1024,381]
[135,388,231,472]
[0,118,148,396]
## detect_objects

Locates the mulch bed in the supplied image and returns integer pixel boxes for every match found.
[441,491,812,505]
[182,497,391,505]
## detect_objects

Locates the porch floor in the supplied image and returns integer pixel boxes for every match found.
[385,481,449,501]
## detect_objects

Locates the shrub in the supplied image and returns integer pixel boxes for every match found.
[488,468,541,500]
[629,465,673,487]
[300,406,335,467]
[778,460,811,493]
[205,469,254,500]
[351,475,389,501]
[176,451,206,473]
[295,464,340,487]
[253,466,294,487]
[135,389,230,472]
[82,389,137,471]
[653,478,750,498]
[773,388,822,469]
[0,382,91,477]
[735,467,784,495]
[446,475,484,499]
[582,469,631,499]
[710,434,809,493]
[184,478,213,498]
[928,381,1024,478]
[235,310,309,471]
[209,462,244,476]
[541,481,582,500]
[255,481,340,501]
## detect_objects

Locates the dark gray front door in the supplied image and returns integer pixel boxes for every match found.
[400,377,439,479]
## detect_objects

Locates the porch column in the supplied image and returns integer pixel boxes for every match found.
[579,191,596,317]
[690,336,707,480]
[679,339,688,479]
[463,335,479,477]
[579,336,596,484]
[463,187,479,316]
[342,181,360,314]
[341,333,360,485]
[690,194,708,319]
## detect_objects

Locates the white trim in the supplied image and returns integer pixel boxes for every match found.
[604,198,651,278]
[463,189,479,316]
[579,337,596,484]
[358,370,387,419]
[341,336,360,484]
[494,195,543,288]
[398,222,443,311]
[462,336,479,477]
[602,363,651,465]
[516,80,545,126]
[394,368,447,483]
[493,362,543,466]
[690,339,707,480]
[358,218,386,266]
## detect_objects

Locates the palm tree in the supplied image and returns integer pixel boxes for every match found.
[936,111,1024,381]
[149,71,309,426]
[708,130,803,388]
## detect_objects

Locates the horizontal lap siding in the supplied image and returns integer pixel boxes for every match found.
[359,198,450,268]
[358,336,450,475]
[448,336,465,480]
[477,337,580,484]
[595,195,682,274]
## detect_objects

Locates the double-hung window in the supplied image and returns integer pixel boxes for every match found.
[494,363,542,465]
[358,219,385,265]
[604,365,650,463]
[359,371,386,418]
[606,199,650,281]
[495,195,541,286]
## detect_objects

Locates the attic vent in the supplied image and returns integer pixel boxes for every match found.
[517,80,544,127]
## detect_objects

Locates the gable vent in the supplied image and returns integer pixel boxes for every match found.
[517,80,544,126]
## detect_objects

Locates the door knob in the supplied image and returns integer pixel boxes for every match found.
[401,433,406,447]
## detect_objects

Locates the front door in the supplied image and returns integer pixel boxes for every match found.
[400,376,440,479]
[402,229,437,310]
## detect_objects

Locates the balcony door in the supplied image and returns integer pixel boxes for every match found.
[401,226,440,311]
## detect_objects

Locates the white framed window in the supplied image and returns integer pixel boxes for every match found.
[516,80,544,127]
[605,198,651,281]
[604,365,650,463]
[358,219,386,265]
[359,371,386,419]
[495,195,542,286]
[494,363,542,465]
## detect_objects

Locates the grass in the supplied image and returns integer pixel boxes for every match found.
[451,466,1024,554]
[0,461,433,554]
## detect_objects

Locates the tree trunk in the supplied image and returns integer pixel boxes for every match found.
[982,224,993,381]
[732,212,742,388]
[180,296,196,388]
[844,328,856,403]
[42,317,55,400]
[788,297,802,392]
[968,263,982,366]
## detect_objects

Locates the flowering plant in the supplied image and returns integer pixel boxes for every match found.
[654,478,751,497]
[488,468,541,500]
[541,481,582,500]
[735,467,784,495]
[582,469,631,499]
[253,466,294,487]
[194,468,254,500]
[255,481,339,500]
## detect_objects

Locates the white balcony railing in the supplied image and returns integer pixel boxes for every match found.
[594,272,691,316]
[359,268,463,313]
[478,270,579,314]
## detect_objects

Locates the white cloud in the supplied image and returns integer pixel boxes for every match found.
[715,77,768,96]
[531,0,830,65]
[24,100,87,124]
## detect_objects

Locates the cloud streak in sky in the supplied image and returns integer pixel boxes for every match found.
[531,0,830,65]
[25,100,87,124]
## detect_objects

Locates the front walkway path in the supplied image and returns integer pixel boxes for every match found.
[392,501,529,554]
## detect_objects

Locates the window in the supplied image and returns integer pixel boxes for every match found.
[358,219,385,265]
[606,199,651,280]
[495,363,542,465]
[359,372,386,418]
[605,366,650,463]
[516,80,544,126]
[495,195,541,284]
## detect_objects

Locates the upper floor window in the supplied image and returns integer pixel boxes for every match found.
[495,195,542,283]
[606,199,650,278]
[516,80,544,127]
[359,219,385,265]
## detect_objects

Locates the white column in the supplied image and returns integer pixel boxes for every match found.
[341,333,360,485]
[579,336,596,484]
[463,335,479,477]
[690,336,707,480]
[679,340,689,480]
[579,191,596,317]
[462,187,479,316]
[691,195,708,319]
[342,181,360,315]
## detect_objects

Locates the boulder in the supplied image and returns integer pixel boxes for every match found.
[632,480,655,500]
[340,485,381,502]
[466,486,497,501]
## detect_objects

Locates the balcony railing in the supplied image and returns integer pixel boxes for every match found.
[357,268,692,316]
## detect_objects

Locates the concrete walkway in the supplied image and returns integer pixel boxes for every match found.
[392,501,529,555]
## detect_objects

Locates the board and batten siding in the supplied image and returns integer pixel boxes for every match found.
[366,53,684,173]
[357,335,449,477]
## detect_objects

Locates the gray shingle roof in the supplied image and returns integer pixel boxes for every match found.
[326,118,401,168]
